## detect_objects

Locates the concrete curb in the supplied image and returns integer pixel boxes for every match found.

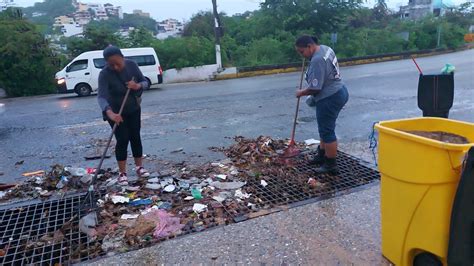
[213,45,474,81]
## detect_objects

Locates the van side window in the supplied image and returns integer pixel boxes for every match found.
[93,58,106,69]
[126,55,156,66]
[67,59,88,72]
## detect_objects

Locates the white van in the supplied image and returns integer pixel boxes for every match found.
[56,47,163,96]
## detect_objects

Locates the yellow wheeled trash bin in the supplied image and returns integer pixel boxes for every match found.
[375,117,474,266]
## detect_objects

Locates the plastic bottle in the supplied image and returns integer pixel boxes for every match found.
[56,176,69,189]
[191,187,202,200]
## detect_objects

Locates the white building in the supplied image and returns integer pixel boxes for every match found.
[61,23,84,37]
[400,0,455,19]
[94,9,108,20]
[158,18,184,32]
[74,10,91,25]
[32,12,46,17]
[104,3,123,19]
[133,9,150,18]
[53,15,75,27]
[119,26,135,38]
[0,0,16,12]
[156,18,184,39]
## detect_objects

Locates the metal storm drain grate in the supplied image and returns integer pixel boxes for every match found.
[0,194,103,265]
[0,151,379,265]
[231,151,380,220]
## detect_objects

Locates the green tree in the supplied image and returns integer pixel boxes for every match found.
[0,8,59,97]
[127,27,156,47]
[65,23,125,57]
[182,11,215,39]
[152,37,214,69]
[22,0,75,33]
[260,0,362,35]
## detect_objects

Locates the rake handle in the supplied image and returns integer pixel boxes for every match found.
[290,59,306,144]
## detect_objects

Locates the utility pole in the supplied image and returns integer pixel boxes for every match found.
[212,0,223,71]
[437,25,442,48]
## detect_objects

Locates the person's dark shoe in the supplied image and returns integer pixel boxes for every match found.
[309,146,325,165]
[314,157,339,175]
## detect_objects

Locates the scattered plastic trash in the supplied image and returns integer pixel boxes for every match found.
[97,199,105,207]
[111,196,130,204]
[163,185,176,193]
[211,181,246,190]
[235,189,251,199]
[140,206,158,215]
[191,187,202,200]
[148,178,159,183]
[120,214,139,220]
[79,212,98,242]
[307,178,319,188]
[124,186,140,192]
[260,180,268,187]
[178,180,190,189]
[80,174,93,184]
[22,170,45,177]
[34,176,44,185]
[215,174,227,180]
[212,191,232,203]
[188,177,200,184]
[105,178,118,187]
[142,209,184,239]
[193,203,207,213]
[129,199,153,206]
[184,196,194,201]
[304,139,320,146]
[441,63,455,74]
[157,201,173,210]
[86,168,96,175]
[65,167,87,177]
[0,191,6,199]
[145,183,161,190]
[56,176,69,189]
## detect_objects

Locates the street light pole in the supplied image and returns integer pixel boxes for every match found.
[212,0,223,71]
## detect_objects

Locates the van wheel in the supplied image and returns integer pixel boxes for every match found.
[414,252,442,266]
[145,78,151,89]
[75,83,92,97]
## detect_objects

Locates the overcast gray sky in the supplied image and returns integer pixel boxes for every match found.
[14,0,470,21]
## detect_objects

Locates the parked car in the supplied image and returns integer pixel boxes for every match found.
[55,47,163,97]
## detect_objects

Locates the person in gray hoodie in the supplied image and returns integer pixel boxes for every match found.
[97,45,150,185]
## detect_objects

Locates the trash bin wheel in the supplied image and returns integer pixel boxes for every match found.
[413,252,442,266]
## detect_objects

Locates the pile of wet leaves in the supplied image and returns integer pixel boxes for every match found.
[1,136,324,261]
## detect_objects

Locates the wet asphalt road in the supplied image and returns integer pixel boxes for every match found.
[0,50,473,183]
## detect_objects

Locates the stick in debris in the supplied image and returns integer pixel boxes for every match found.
[80,77,134,210]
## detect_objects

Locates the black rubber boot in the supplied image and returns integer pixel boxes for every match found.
[315,157,339,175]
[309,146,325,165]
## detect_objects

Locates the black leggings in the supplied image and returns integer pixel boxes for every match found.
[108,109,143,161]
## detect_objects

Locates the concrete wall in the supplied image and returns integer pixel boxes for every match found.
[163,64,218,84]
